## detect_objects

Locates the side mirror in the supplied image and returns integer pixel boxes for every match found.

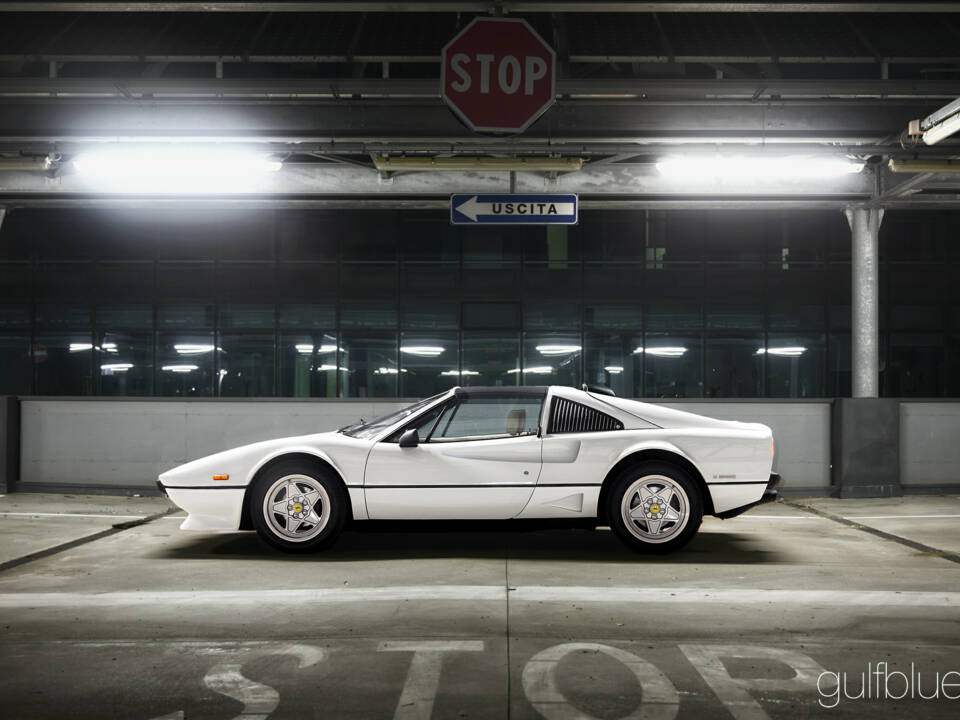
[398,428,420,448]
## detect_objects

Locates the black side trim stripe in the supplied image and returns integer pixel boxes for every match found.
[364,483,603,489]
[161,484,247,490]
[706,481,770,485]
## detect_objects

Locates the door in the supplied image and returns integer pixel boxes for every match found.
[363,392,544,519]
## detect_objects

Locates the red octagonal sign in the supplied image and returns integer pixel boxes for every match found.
[441,17,556,134]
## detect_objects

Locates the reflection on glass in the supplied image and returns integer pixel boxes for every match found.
[886,333,944,398]
[218,334,276,397]
[279,332,338,397]
[340,333,398,397]
[98,332,153,396]
[157,304,214,328]
[219,304,275,329]
[34,332,94,395]
[158,333,213,396]
[585,333,640,397]
[400,332,458,398]
[642,334,702,398]
[96,304,152,329]
[278,304,336,329]
[706,335,762,398]
[462,332,520,387]
[523,333,581,387]
[0,334,32,394]
[764,334,825,398]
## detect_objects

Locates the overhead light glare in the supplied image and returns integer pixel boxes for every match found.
[656,155,864,181]
[400,345,445,357]
[604,366,624,374]
[162,364,198,373]
[101,363,133,373]
[923,112,960,146]
[634,346,688,357]
[174,343,215,355]
[440,369,479,376]
[757,346,807,357]
[536,344,581,356]
[69,343,93,352]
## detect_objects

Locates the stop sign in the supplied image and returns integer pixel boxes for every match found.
[441,17,556,134]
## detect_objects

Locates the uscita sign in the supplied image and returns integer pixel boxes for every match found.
[450,194,578,225]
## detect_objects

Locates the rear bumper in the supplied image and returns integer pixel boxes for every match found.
[714,473,781,520]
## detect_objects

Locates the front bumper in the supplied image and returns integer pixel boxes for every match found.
[715,473,781,519]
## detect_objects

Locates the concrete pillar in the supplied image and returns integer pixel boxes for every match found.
[844,207,883,398]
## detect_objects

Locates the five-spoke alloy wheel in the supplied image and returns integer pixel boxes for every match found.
[250,460,347,552]
[607,461,702,553]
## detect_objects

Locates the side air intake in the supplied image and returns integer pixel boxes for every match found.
[549,397,624,434]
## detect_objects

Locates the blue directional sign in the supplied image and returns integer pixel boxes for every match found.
[450,194,578,225]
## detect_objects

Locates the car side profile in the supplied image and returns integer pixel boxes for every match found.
[158,385,780,554]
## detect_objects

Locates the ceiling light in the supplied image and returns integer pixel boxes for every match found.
[656,155,863,181]
[508,366,553,374]
[317,344,340,353]
[400,345,446,357]
[634,346,688,357]
[101,363,133,373]
[923,112,960,146]
[69,343,93,352]
[604,366,624,374]
[440,369,480,376]
[757,346,807,357]
[162,364,198,373]
[295,344,314,354]
[73,145,282,194]
[536,344,581,356]
[174,343,215,355]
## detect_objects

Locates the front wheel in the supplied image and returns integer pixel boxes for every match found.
[606,462,703,554]
[250,461,347,553]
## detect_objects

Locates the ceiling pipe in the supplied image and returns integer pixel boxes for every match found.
[372,156,584,173]
[888,158,960,173]
[0,156,54,171]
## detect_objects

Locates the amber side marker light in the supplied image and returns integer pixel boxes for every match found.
[213,474,230,481]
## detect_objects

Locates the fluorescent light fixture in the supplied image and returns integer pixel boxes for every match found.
[316,364,349,372]
[162,364,198,373]
[656,155,864,181]
[295,344,314,354]
[757,346,807,357]
[318,344,340,353]
[400,345,445,357]
[923,113,960,146]
[536,344,581,356]
[174,343,215,355]
[101,363,133,373]
[604,365,624,374]
[508,366,553,375]
[440,369,480,377]
[69,343,93,352]
[101,342,118,352]
[72,145,282,194]
[373,367,407,375]
[634,346,688,357]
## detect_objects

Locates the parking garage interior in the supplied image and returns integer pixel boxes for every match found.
[1,2,960,718]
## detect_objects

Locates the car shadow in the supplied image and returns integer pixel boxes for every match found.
[156,521,780,564]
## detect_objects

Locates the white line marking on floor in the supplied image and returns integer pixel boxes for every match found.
[843,514,960,520]
[0,512,149,519]
[0,586,956,608]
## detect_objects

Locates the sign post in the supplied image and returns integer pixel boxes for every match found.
[450,194,578,225]
[441,17,557,134]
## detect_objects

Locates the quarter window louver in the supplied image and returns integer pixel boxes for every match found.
[549,397,623,434]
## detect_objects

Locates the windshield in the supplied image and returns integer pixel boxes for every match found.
[338,392,448,440]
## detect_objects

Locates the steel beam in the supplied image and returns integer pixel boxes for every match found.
[845,206,884,399]
[0,2,957,12]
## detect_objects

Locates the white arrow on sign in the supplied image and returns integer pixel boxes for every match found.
[454,195,575,222]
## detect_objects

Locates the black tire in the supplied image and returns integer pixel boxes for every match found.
[249,460,347,553]
[606,461,703,554]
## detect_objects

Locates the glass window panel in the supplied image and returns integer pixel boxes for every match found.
[646,304,702,331]
[218,333,276,397]
[828,333,851,397]
[36,262,94,301]
[645,211,703,265]
[218,304,275,329]
[277,211,339,261]
[706,335,763,398]
[767,213,827,264]
[340,333,398,398]
[97,331,153,396]
[764,333,826,398]
[399,332,459,398]
[704,212,765,263]
[156,262,214,298]
[578,212,644,262]
[462,303,520,330]
[158,304,214,329]
[890,305,944,331]
[461,332,520,387]
[642,333,704,398]
[462,227,522,268]
[34,332,94,395]
[524,225,578,264]
[949,334,960,397]
[706,305,764,330]
[36,304,91,329]
[278,304,336,329]
[525,303,579,330]
[96,262,153,301]
[584,332,642,398]
[401,303,458,330]
[278,332,338,398]
[0,264,31,300]
[432,396,542,440]
[97,304,153,329]
[829,305,851,331]
[340,213,398,262]
[340,305,397,329]
[523,333,581,388]
[585,304,642,330]
[157,332,214,396]
[0,305,30,328]
[882,211,947,263]
[400,216,460,263]
[0,334,32,394]
[885,333,944,398]
[768,305,824,330]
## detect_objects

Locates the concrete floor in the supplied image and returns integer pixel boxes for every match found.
[0,493,959,719]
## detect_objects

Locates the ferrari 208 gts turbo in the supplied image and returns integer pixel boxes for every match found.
[158,385,780,554]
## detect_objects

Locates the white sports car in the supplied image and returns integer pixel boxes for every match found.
[158,385,780,554]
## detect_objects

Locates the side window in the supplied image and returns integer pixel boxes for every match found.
[548,397,624,434]
[430,397,542,442]
[385,404,445,443]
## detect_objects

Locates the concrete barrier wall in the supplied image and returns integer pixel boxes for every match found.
[18,397,832,494]
[900,402,960,489]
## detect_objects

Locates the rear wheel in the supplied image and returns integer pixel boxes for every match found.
[250,461,347,553]
[606,462,703,554]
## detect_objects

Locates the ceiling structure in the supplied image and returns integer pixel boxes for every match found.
[0,0,958,210]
